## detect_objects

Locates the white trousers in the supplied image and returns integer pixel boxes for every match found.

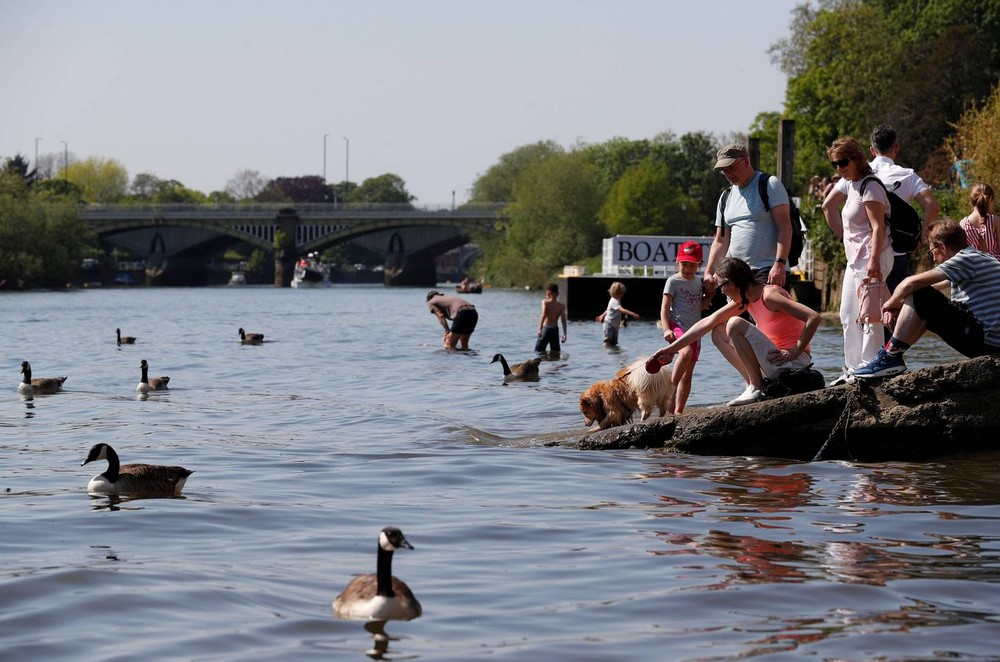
[839,251,894,371]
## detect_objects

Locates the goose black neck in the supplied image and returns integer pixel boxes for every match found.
[102,446,121,482]
[140,363,149,384]
[499,356,512,375]
[22,365,31,384]
[375,544,396,597]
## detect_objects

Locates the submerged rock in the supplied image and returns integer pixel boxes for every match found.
[576,355,1000,462]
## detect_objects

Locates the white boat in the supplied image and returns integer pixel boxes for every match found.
[228,270,247,286]
[291,254,332,288]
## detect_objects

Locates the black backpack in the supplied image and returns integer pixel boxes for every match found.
[860,176,922,253]
[718,172,804,268]
[760,364,826,400]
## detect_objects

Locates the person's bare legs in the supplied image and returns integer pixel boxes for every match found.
[711,323,753,384]
[726,317,765,389]
[671,345,695,414]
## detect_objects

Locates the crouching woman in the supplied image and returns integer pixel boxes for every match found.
[649,257,821,406]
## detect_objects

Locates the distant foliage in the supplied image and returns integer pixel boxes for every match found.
[773,0,1000,190]
[947,82,1000,189]
[0,193,94,289]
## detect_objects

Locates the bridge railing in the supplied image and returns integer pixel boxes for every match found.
[80,202,508,214]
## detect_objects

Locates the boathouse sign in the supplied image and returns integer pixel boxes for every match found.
[601,235,714,273]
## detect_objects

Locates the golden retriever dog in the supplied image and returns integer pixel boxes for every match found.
[579,357,674,430]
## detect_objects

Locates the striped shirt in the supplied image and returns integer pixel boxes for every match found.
[936,247,1000,346]
[960,214,1000,260]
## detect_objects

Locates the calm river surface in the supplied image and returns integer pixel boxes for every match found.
[2,284,999,661]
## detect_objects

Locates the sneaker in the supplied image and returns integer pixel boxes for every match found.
[851,348,907,379]
[829,372,856,387]
[727,384,763,406]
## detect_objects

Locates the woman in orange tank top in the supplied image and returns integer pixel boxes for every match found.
[650,257,821,407]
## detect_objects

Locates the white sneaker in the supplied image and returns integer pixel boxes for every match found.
[727,384,763,406]
[829,373,855,387]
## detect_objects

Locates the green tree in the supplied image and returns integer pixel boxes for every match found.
[346,173,414,204]
[0,193,95,288]
[2,154,37,189]
[130,172,161,198]
[480,151,606,287]
[469,141,563,202]
[64,157,129,203]
[599,159,701,236]
[947,81,1000,189]
[772,0,1000,188]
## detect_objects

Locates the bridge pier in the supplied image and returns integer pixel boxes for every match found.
[274,208,299,287]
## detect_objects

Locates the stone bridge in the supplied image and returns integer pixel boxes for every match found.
[80,203,505,286]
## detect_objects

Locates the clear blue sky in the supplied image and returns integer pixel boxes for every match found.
[1,0,801,205]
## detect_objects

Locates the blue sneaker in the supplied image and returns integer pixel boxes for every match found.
[851,348,906,379]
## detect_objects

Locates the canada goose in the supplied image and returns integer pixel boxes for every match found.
[137,359,170,392]
[81,442,193,496]
[238,327,264,345]
[490,353,541,382]
[116,328,137,345]
[332,526,422,621]
[18,361,67,395]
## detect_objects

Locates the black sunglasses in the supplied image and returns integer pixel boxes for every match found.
[830,157,851,168]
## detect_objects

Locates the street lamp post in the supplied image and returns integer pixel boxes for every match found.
[35,138,42,171]
[323,133,328,183]
[60,140,68,179]
[343,137,349,189]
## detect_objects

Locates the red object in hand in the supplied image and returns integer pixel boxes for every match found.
[645,356,664,373]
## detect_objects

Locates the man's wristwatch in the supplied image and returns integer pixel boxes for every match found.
[774,258,787,265]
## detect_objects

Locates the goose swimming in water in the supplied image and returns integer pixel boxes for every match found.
[81,442,193,496]
[490,353,541,382]
[238,328,264,345]
[18,361,68,395]
[137,359,170,392]
[116,328,137,345]
[332,527,422,621]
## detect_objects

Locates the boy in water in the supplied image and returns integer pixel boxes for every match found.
[596,281,640,347]
[661,241,710,414]
[536,283,568,353]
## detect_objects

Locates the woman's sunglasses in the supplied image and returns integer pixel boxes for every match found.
[830,157,851,168]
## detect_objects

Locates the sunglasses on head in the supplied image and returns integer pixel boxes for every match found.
[830,157,851,168]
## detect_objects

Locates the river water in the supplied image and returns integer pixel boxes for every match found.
[2,284,998,661]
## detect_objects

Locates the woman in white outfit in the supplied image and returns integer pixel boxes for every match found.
[821,137,894,381]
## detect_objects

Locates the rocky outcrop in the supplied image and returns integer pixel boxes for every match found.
[576,355,1000,462]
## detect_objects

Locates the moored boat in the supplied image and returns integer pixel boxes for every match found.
[292,254,332,288]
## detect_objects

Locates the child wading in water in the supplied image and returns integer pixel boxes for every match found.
[660,241,710,414]
[596,281,640,347]
[536,283,568,353]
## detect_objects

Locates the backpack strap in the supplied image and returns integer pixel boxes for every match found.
[718,187,732,236]
[757,172,772,212]
[859,175,888,196]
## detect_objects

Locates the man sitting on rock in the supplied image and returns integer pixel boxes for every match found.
[853,218,1000,378]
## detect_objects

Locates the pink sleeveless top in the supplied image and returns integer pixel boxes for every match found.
[961,214,1000,260]
[747,285,811,354]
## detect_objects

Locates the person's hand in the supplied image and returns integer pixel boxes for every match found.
[866,264,883,282]
[663,329,677,343]
[561,334,567,343]
[767,263,787,287]
[768,348,793,365]
[537,330,542,338]
[703,273,717,294]
[650,348,674,365]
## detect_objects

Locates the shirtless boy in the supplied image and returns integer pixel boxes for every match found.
[536,283,568,352]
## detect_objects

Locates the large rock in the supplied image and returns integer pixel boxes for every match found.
[576,355,1000,462]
